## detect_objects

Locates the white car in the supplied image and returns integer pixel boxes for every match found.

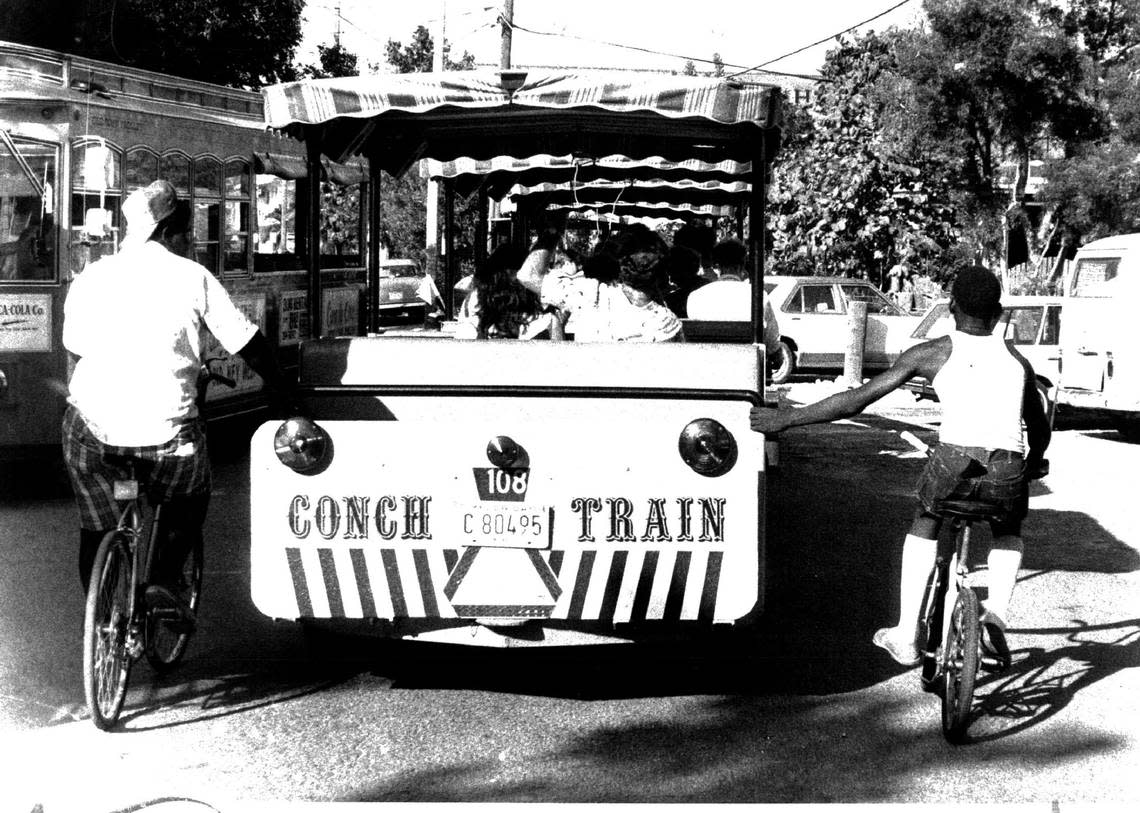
[763,275,922,383]
[905,295,1062,420]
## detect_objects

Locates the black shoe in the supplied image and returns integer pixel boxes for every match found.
[980,612,1011,672]
[144,584,197,634]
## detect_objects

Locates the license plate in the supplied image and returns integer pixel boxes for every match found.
[460,503,552,549]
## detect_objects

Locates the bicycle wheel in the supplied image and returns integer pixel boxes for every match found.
[940,586,980,744]
[145,536,203,671]
[918,562,945,692]
[83,531,134,730]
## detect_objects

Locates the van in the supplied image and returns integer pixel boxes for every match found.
[1058,233,1140,439]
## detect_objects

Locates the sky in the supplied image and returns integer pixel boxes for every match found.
[298,0,927,78]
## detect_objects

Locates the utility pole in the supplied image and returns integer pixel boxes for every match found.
[501,0,514,69]
[425,0,446,283]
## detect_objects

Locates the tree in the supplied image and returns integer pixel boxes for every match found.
[83,0,304,88]
[303,42,359,80]
[768,32,959,284]
[378,27,477,269]
[893,0,1105,275]
[385,25,475,73]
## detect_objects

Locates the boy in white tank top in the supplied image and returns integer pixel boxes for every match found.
[750,265,1051,669]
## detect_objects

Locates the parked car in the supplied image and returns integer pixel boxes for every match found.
[375,259,437,327]
[904,295,1062,422]
[764,275,922,384]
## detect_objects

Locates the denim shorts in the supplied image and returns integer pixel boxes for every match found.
[916,443,1028,528]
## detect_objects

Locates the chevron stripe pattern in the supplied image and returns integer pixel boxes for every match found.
[283,545,727,624]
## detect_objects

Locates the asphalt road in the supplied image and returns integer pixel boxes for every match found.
[1,388,1137,810]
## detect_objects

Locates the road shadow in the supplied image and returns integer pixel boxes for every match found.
[968,618,1140,743]
[1022,508,1140,573]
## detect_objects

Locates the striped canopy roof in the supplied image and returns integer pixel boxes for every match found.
[424,154,753,198]
[262,70,782,175]
[508,178,751,211]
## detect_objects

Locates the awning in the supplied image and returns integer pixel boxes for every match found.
[545,200,738,221]
[262,70,782,175]
[253,151,369,185]
[508,178,751,211]
[424,154,753,198]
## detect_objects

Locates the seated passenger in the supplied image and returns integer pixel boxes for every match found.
[456,244,560,340]
[686,237,780,352]
[518,218,683,343]
[664,244,705,318]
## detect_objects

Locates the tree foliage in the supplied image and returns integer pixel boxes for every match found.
[92,0,304,88]
[385,25,475,73]
[768,32,958,284]
[377,27,477,270]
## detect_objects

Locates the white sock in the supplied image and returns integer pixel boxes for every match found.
[897,534,938,639]
[985,541,1023,621]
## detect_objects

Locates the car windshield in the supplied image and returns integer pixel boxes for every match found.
[1004,307,1043,344]
[1069,257,1119,297]
[388,264,420,278]
[840,283,901,315]
[912,302,952,338]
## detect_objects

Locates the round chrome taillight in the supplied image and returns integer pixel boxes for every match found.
[678,419,738,477]
[274,417,331,474]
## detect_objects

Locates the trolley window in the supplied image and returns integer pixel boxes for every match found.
[125,147,159,192]
[70,138,121,270]
[224,159,251,275]
[0,134,57,282]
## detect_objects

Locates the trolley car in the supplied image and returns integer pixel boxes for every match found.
[0,40,370,465]
[251,69,783,646]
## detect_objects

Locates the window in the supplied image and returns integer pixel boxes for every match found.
[190,156,222,273]
[791,284,838,314]
[1069,257,1120,297]
[125,148,159,192]
[319,181,362,263]
[1040,305,1061,345]
[70,138,121,269]
[1,134,57,282]
[255,174,298,268]
[1004,307,1043,345]
[841,283,900,315]
[224,160,251,274]
[159,152,191,195]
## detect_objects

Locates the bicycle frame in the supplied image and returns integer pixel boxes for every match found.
[110,471,164,660]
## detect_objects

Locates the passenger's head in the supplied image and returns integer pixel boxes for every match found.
[583,251,620,284]
[950,264,1003,324]
[618,250,670,300]
[712,238,747,276]
[668,245,701,284]
[674,222,714,266]
[476,244,527,285]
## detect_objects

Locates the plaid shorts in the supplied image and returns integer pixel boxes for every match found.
[916,442,1028,528]
[62,404,211,531]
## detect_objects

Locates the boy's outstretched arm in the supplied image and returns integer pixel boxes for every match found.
[750,340,944,434]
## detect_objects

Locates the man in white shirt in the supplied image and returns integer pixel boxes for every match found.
[63,180,294,624]
[686,237,780,353]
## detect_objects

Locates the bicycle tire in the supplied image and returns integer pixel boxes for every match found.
[940,586,980,744]
[918,561,945,692]
[145,536,203,671]
[83,531,134,730]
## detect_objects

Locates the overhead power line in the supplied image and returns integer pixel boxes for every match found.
[728,0,914,77]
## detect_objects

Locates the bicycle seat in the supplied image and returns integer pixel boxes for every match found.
[933,499,1001,523]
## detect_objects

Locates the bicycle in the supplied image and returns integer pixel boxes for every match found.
[82,360,234,730]
[917,459,1048,744]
